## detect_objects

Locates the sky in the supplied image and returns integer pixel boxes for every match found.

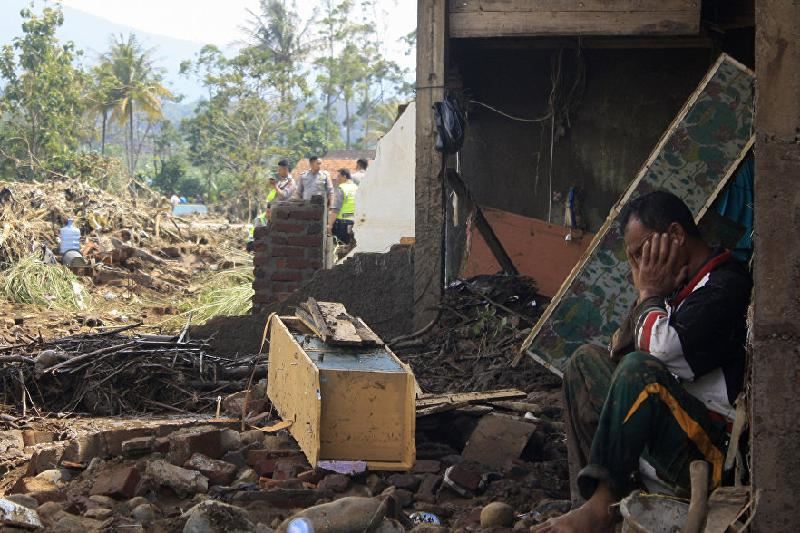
[60,0,417,71]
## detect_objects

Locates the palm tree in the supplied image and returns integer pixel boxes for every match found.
[86,62,117,155]
[102,34,173,175]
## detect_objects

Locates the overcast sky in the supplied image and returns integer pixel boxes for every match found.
[60,0,417,70]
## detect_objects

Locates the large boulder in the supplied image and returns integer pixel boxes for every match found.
[182,499,256,533]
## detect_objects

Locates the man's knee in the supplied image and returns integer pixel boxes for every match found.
[613,351,670,384]
[566,344,610,380]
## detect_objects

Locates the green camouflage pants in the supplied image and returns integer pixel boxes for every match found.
[563,346,730,501]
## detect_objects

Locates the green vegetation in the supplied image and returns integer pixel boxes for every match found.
[165,267,254,329]
[1,255,89,311]
[0,1,412,221]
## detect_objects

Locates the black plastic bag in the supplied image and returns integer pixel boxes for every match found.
[433,95,466,155]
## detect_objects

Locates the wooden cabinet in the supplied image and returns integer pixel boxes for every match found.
[267,316,416,471]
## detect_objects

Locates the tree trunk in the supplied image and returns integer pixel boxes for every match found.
[100,111,107,156]
[128,103,135,176]
[345,98,351,149]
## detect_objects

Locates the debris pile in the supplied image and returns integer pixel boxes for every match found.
[0,386,569,531]
[394,274,560,394]
[0,179,253,342]
[0,325,264,417]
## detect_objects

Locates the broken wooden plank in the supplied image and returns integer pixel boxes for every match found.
[316,302,362,344]
[519,54,755,375]
[462,412,536,469]
[353,317,384,347]
[487,400,544,415]
[449,0,700,38]
[416,388,526,409]
[416,401,469,418]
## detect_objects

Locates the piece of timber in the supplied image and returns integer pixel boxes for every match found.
[449,0,700,38]
[416,402,469,418]
[416,388,526,409]
[445,169,518,276]
[519,54,755,376]
[316,302,362,344]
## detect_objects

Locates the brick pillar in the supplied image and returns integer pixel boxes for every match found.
[252,198,324,313]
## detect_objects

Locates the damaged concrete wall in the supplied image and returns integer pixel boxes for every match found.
[452,46,713,232]
[252,199,324,314]
[350,102,416,254]
[751,1,800,530]
[283,245,414,342]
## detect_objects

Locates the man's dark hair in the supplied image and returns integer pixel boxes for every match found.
[338,168,351,179]
[277,159,289,168]
[356,158,368,170]
[620,190,701,238]
[309,156,320,163]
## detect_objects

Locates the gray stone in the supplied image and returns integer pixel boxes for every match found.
[131,503,158,525]
[84,507,114,520]
[146,459,208,498]
[4,494,39,509]
[275,498,386,533]
[0,497,43,528]
[88,494,116,508]
[220,430,242,452]
[182,499,256,533]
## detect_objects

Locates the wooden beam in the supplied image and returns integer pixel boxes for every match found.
[448,0,700,38]
[414,0,448,330]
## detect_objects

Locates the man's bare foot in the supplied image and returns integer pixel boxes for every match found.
[530,483,616,533]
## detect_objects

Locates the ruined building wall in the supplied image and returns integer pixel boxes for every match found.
[751,1,800,530]
[251,199,324,314]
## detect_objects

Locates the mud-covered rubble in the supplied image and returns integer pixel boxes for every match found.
[0,397,570,532]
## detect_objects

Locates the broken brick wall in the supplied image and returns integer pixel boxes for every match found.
[252,199,324,314]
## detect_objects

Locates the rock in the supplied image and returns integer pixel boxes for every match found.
[382,486,413,508]
[272,455,309,480]
[443,464,482,495]
[26,446,65,476]
[10,475,57,494]
[84,507,114,520]
[375,518,406,533]
[414,474,442,504]
[220,430,242,452]
[35,468,70,487]
[222,450,248,469]
[124,497,150,512]
[101,428,153,456]
[62,434,107,464]
[121,436,155,457]
[275,497,386,533]
[27,490,66,505]
[184,453,238,486]
[182,499,256,533]
[246,449,277,476]
[387,473,420,491]
[235,468,260,485]
[36,501,63,522]
[317,473,350,493]
[480,502,515,528]
[366,474,388,496]
[240,430,265,447]
[4,494,39,509]
[131,503,158,525]
[255,525,275,533]
[146,460,208,498]
[50,510,105,531]
[0,497,43,529]
[90,466,142,499]
[258,478,304,490]
[412,460,442,474]
[88,495,116,508]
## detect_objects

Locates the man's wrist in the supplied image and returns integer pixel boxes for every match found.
[638,289,665,302]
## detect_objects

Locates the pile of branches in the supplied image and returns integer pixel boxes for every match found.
[0,324,264,418]
[394,274,560,394]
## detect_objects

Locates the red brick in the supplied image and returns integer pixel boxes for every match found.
[309,260,322,269]
[274,210,291,220]
[253,226,270,240]
[286,258,312,269]
[271,235,287,245]
[252,279,271,290]
[289,209,323,221]
[254,255,270,266]
[275,292,291,302]
[272,222,305,234]
[306,223,322,235]
[90,466,141,499]
[102,428,154,456]
[253,293,275,304]
[259,477,305,490]
[272,270,303,282]
[247,450,277,476]
[287,235,321,247]
[274,258,288,269]
[306,247,322,259]
[167,427,223,465]
[444,464,482,492]
[272,246,305,257]
[273,455,310,480]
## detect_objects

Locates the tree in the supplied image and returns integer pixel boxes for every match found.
[101,33,173,176]
[86,62,117,155]
[0,5,88,179]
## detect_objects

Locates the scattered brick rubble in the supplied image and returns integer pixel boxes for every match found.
[0,392,570,532]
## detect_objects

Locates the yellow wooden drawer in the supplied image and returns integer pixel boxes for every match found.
[267,315,415,471]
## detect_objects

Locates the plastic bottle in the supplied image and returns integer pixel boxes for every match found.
[59,219,81,254]
[287,518,314,533]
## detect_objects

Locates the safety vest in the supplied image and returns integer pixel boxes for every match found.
[248,212,269,240]
[337,182,358,220]
[267,188,277,203]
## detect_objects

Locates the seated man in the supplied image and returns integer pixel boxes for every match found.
[534,191,752,532]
